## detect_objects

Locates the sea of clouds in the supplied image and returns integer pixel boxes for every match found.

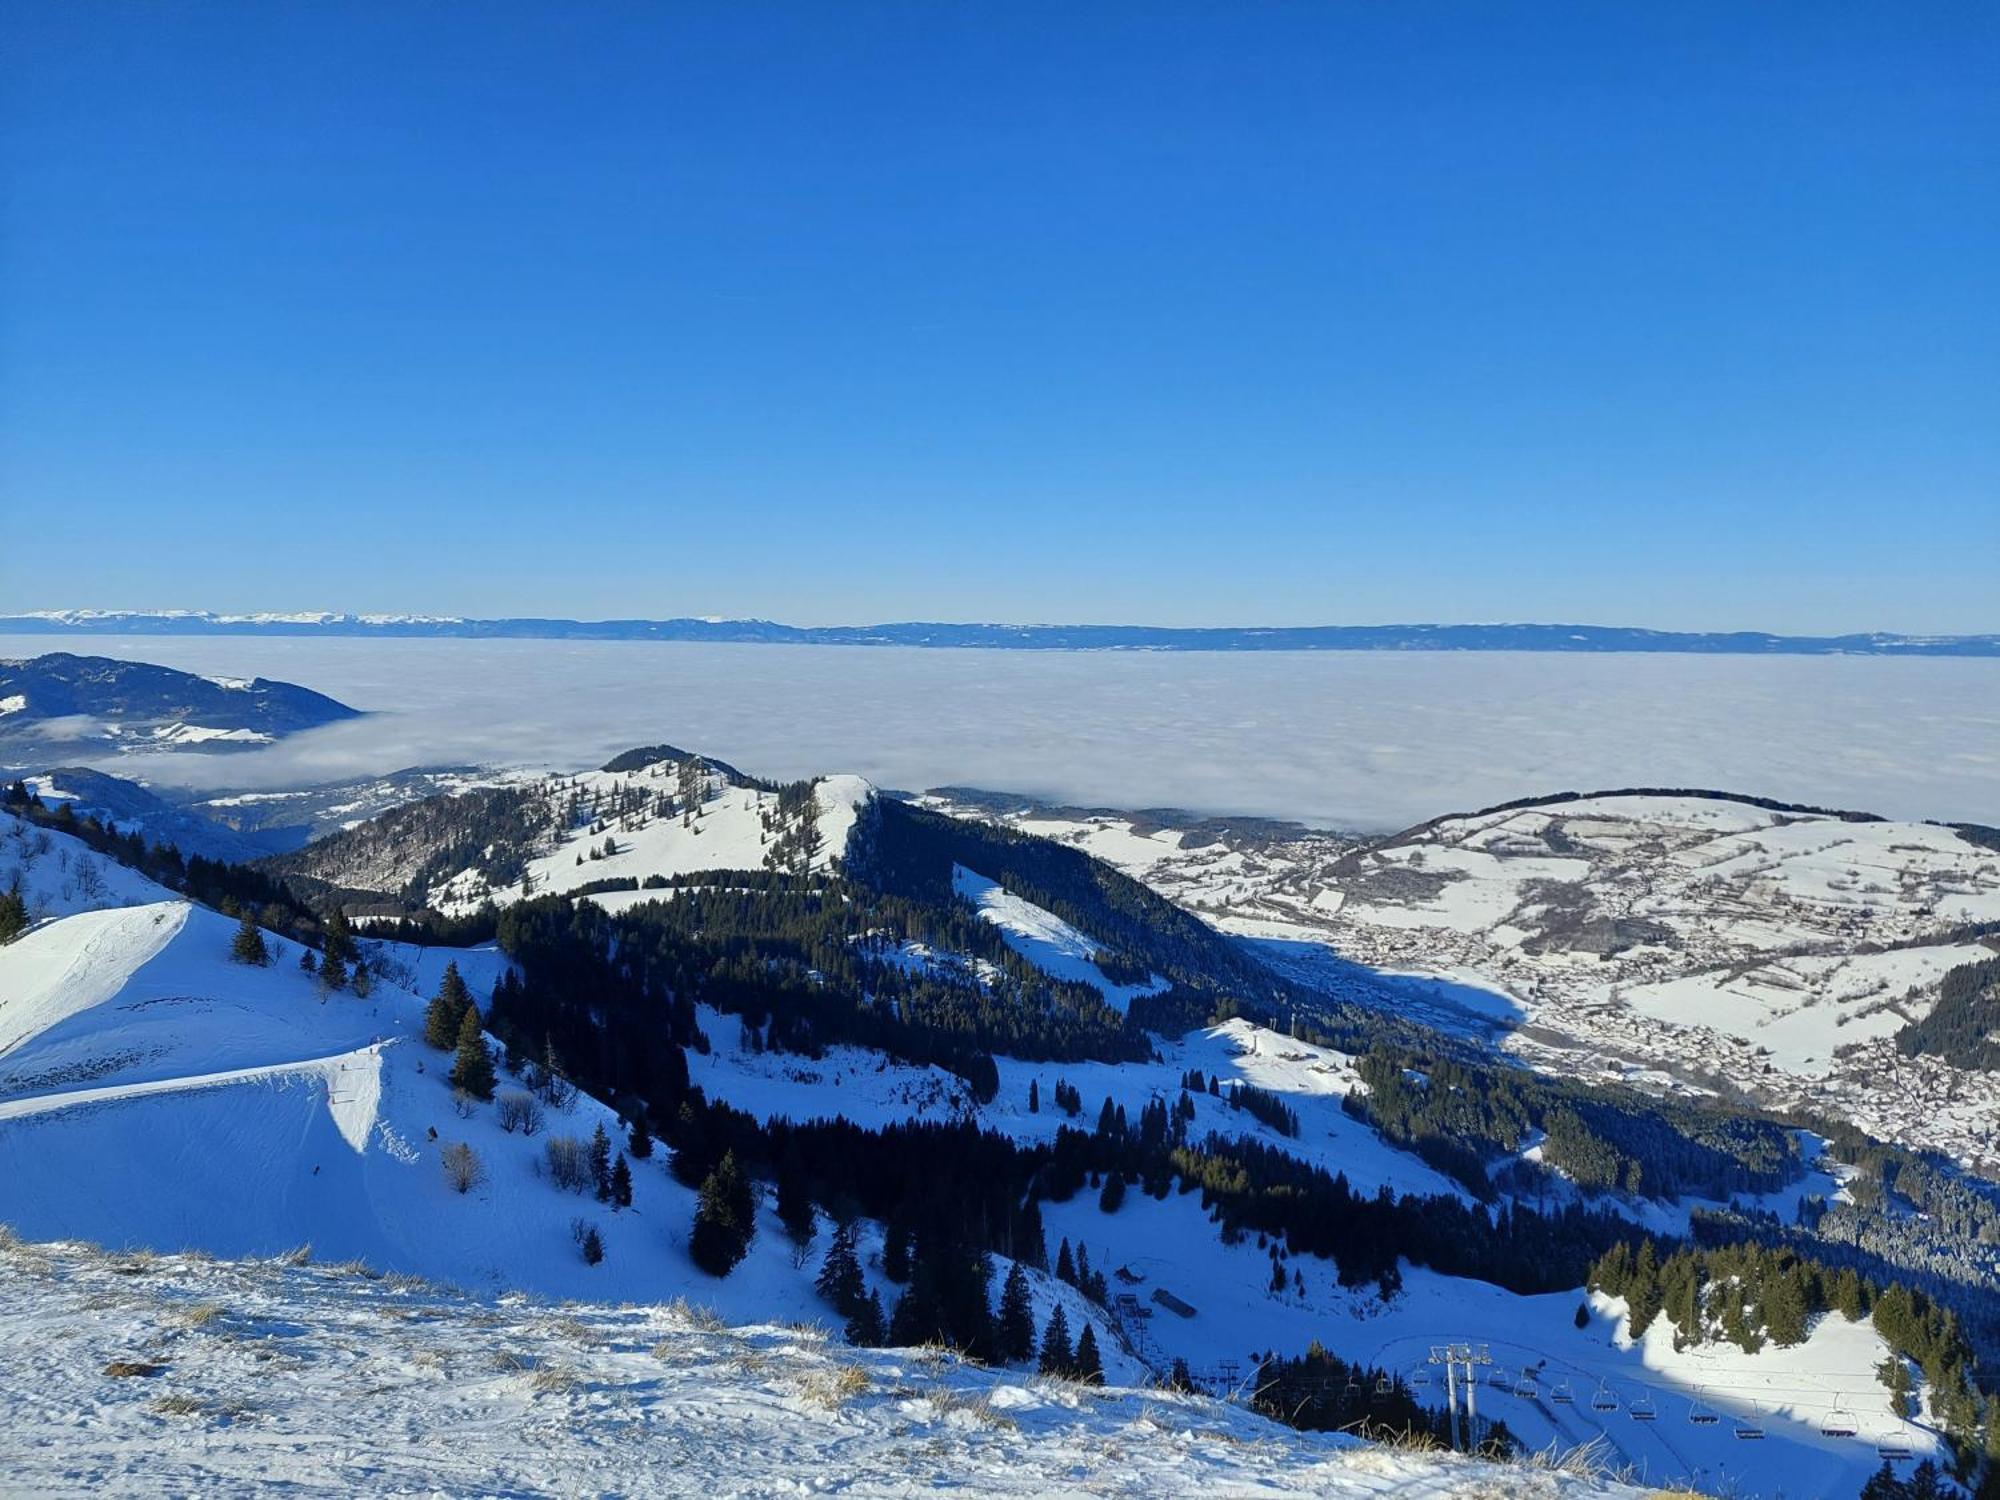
[6,636,1996,831]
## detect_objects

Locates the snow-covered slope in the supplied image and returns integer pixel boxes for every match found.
[269,755,873,914]
[0,1237,1648,1500]
[924,790,2000,1169]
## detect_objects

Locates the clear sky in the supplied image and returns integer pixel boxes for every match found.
[3,3,1995,631]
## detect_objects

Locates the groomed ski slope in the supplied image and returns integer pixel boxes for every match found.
[0,1237,1648,1500]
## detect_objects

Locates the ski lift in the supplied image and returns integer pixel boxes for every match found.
[1688,1391,1720,1427]
[1373,1374,1392,1398]
[1876,1443,1912,1462]
[1342,1378,1362,1406]
[1489,1367,1510,1389]
[1551,1379,1575,1405]
[1590,1382,1620,1413]
[1513,1376,1538,1399]
[1819,1397,1857,1440]
[1629,1395,1658,1423]
[1410,1365,1431,1390]
[1735,1405,1767,1441]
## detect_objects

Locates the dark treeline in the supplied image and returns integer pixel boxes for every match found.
[1251,1341,1512,1455]
[851,798,1317,1029]
[1591,1238,1995,1463]
[1352,1046,1798,1203]
[1897,956,2000,1071]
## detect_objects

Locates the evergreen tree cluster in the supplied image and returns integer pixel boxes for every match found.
[1896,956,2000,1071]
[1590,1239,1992,1455]
[1250,1342,1497,1451]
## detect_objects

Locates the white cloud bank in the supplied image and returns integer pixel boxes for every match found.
[4,636,1995,831]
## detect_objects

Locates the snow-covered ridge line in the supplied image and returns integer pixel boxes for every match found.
[0,1237,1643,1499]
[6,611,1998,655]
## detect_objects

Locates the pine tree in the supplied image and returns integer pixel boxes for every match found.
[1055,1238,1076,1285]
[1038,1305,1073,1376]
[229,912,269,965]
[0,879,27,946]
[610,1153,633,1209]
[776,1154,816,1247]
[689,1151,755,1276]
[322,909,358,970]
[450,1003,496,1100]
[1098,1172,1126,1213]
[589,1121,612,1200]
[580,1224,604,1266]
[1027,1079,1039,1113]
[627,1116,653,1159]
[815,1221,866,1317]
[425,963,472,1048]
[1073,1323,1104,1384]
[997,1262,1035,1363]
[846,1289,886,1347]
[883,1215,914,1283]
[297,947,317,977]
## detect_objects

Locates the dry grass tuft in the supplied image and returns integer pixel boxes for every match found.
[177,1303,226,1329]
[799,1363,871,1410]
[276,1243,313,1267]
[103,1360,165,1379]
[666,1297,727,1332]
[149,1393,206,1417]
[530,1363,578,1396]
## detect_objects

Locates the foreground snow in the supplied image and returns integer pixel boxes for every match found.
[0,1234,1646,1500]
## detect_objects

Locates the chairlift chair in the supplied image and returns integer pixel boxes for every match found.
[1373,1375,1392,1398]
[1589,1382,1620,1413]
[1688,1391,1720,1426]
[1629,1395,1657,1422]
[1876,1443,1912,1462]
[1735,1406,1767,1441]
[1513,1376,1538,1399]
[1551,1379,1575,1405]
[1819,1397,1857,1440]
[1410,1366,1431,1390]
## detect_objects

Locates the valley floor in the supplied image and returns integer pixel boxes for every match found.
[0,1234,1644,1500]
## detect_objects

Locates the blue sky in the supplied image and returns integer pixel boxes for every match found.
[4,3,1995,631]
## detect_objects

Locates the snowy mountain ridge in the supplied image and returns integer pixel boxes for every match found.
[920,787,2000,1174]
[0,801,1969,1499]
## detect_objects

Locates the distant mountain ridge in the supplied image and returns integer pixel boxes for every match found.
[5,610,1997,655]
[0,651,360,763]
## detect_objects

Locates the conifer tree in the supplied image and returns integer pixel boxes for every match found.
[1073,1323,1104,1384]
[424,963,472,1048]
[997,1262,1036,1363]
[1055,1238,1076,1285]
[450,1003,496,1100]
[883,1215,914,1283]
[689,1151,755,1276]
[0,879,27,946]
[229,912,269,965]
[846,1289,886,1347]
[816,1221,866,1317]
[627,1116,653,1159]
[610,1152,633,1208]
[580,1224,604,1266]
[1027,1079,1039,1113]
[1038,1305,1073,1376]
[589,1121,613,1200]
[776,1154,816,1247]
[1098,1172,1126,1213]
